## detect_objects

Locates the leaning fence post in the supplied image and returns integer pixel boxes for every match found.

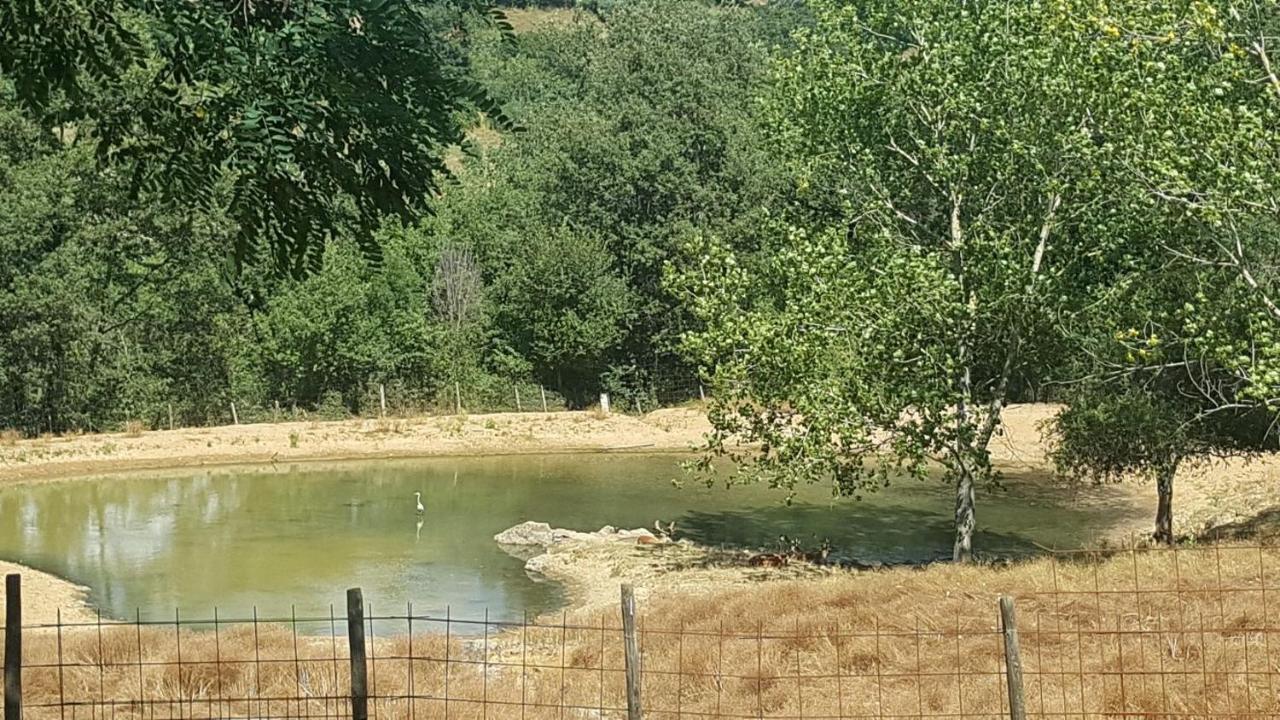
[4,574,21,720]
[621,583,643,720]
[540,385,548,413]
[999,596,1026,720]
[347,588,368,720]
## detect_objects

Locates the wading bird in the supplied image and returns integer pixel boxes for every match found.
[415,491,425,514]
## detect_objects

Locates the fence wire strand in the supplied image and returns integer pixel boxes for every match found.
[7,544,1280,718]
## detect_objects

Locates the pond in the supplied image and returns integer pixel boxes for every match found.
[0,454,1134,624]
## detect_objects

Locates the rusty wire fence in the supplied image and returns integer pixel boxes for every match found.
[5,543,1280,719]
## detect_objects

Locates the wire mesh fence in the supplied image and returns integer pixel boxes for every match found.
[6,543,1280,719]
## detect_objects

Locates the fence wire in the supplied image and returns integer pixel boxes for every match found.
[5,543,1280,719]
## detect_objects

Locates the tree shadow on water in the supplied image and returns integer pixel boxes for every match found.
[675,502,1043,565]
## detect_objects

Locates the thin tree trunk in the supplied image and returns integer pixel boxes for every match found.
[953,467,976,562]
[1154,459,1178,544]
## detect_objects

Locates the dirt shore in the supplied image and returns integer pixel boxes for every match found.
[0,560,95,624]
[0,408,714,484]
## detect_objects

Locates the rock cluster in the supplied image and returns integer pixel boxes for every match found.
[494,520,660,547]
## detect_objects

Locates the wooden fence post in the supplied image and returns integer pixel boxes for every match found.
[347,588,368,720]
[540,386,548,413]
[168,403,175,431]
[454,382,462,415]
[4,574,21,720]
[514,386,522,412]
[600,393,611,415]
[999,596,1026,720]
[379,384,387,419]
[698,383,706,402]
[230,402,239,425]
[621,583,643,720]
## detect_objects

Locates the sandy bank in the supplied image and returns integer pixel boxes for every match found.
[0,560,95,624]
[0,407,714,484]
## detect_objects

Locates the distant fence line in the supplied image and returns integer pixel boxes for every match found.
[0,370,709,437]
[7,543,1280,719]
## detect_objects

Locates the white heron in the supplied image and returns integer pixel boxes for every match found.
[414,491,425,515]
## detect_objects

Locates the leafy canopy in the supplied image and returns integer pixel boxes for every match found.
[674,0,1138,558]
[0,0,515,275]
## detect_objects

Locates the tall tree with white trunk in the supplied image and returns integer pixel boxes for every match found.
[673,0,1132,561]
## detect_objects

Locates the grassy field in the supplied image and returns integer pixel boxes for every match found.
[9,542,1280,719]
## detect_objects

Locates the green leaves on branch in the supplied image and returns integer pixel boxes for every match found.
[1,0,515,276]
[674,0,1280,558]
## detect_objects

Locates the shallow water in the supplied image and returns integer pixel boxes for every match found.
[0,454,1127,624]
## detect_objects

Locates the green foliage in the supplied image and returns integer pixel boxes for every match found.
[2,0,793,431]
[0,0,140,115]
[1,0,515,275]
[0,102,242,432]
[676,0,1149,559]
[1039,0,1280,542]
[449,0,791,401]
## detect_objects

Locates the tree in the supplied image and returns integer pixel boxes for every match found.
[1048,267,1279,543]
[675,0,1127,561]
[1042,0,1280,543]
[0,98,251,433]
[446,0,791,401]
[432,243,488,401]
[491,225,632,401]
[1,0,514,274]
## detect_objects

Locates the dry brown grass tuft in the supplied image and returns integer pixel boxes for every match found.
[0,428,20,446]
[8,543,1280,719]
[123,420,146,438]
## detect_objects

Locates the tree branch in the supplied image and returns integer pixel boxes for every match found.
[1030,193,1061,278]
[1253,39,1280,100]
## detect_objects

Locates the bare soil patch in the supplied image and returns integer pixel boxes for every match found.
[0,408,714,485]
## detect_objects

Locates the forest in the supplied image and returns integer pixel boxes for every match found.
[0,0,803,432]
[3,0,1280,558]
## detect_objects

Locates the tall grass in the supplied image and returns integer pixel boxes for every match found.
[7,543,1280,719]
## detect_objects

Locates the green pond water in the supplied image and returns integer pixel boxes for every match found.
[0,454,1129,625]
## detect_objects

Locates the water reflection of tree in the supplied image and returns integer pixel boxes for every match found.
[0,461,575,620]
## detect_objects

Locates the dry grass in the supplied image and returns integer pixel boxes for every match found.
[366,418,407,435]
[8,543,1280,719]
[123,420,146,438]
[503,7,588,34]
[0,428,19,446]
